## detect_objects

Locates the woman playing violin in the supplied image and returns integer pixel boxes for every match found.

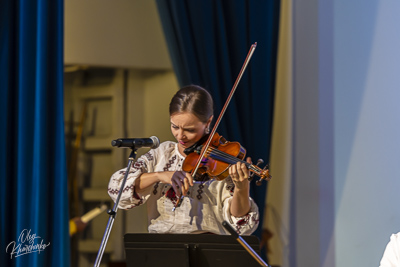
[108,85,259,235]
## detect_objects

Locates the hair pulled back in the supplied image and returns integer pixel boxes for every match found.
[169,85,214,123]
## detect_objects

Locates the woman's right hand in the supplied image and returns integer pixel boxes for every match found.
[159,171,194,197]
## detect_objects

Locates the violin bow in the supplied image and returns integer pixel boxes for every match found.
[173,43,257,211]
[191,42,257,177]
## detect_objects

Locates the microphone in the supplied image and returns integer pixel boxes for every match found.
[111,136,160,149]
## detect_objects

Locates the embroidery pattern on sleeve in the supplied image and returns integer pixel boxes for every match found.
[197,182,205,199]
[234,213,259,233]
[144,151,154,161]
[162,155,179,204]
[235,213,250,233]
[163,155,177,171]
[153,182,159,195]
[127,196,143,209]
[133,161,145,170]
[108,184,134,196]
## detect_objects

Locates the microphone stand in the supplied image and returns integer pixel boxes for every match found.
[222,221,270,267]
[94,148,137,267]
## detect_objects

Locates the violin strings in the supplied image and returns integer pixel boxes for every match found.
[205,147,261,174]
[206,147,244,164]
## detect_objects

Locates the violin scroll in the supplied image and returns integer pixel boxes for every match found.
[255,164,271,186]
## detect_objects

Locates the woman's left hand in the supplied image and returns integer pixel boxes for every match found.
[228,157,252,190]
[229,157,252,217]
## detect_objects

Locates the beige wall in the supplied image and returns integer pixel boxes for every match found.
[64,0,172,70]
[64,68,179,265]
[266,0,292,266]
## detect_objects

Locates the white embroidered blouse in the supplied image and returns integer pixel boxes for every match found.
[108,141,259,235]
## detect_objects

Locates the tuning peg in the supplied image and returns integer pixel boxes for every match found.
[249,159,265,180]
[256,163,271,186]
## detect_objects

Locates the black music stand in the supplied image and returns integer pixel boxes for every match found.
[124,233,262,267]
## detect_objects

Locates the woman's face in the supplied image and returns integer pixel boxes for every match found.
[170,112,211,155]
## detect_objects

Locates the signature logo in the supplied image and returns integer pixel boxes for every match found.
[6,229,50,259]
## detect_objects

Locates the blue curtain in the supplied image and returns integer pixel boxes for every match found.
[156,0,280,257]
[0,0,70,266]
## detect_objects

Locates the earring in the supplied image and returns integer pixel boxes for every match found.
[205,127,210,134]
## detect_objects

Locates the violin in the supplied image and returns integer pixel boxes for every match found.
[182,132,270,183]
[172,42,271,211]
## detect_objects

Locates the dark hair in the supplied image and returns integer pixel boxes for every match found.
[169,85,214,123]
